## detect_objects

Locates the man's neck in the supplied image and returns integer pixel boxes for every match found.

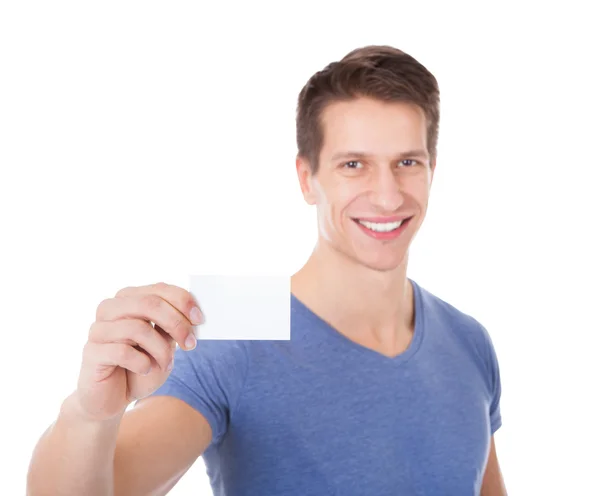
[291,240,415,350]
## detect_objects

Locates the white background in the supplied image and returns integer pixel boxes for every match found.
[1,1,599,494]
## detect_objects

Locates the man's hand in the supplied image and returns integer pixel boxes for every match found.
[74,282,204,422]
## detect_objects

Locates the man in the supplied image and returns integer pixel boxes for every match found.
[27,45,507,495]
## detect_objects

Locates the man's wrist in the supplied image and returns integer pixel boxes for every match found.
[60,391,125,428]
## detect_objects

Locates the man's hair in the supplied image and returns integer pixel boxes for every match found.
[296,45,440,175]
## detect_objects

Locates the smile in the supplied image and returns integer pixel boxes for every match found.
[351,216,413,240]
[356,219,404,232]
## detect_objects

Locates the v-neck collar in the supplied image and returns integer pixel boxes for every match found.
[290,278,425,367]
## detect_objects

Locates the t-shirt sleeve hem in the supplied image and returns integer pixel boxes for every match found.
[491,415,502,435]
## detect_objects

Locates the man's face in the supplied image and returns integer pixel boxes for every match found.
[297,97,436,272]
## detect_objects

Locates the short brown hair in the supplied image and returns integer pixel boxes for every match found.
[296,45,440,174]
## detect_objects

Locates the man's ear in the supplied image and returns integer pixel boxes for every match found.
[296,156,317,205]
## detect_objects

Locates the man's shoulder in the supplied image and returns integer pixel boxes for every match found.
[416,281,499,392]
[415,280,493,349]
[417,281,477,322]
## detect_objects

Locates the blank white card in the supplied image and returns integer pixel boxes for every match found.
[189,275,291,340]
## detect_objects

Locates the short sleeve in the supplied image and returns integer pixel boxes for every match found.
[479,324,503,435]
[144,340,250,448]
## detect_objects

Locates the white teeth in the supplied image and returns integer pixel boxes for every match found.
[357,219,404,232]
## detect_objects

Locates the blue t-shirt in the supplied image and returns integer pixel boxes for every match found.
[150,278,502,495]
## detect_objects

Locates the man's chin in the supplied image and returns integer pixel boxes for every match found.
[353,253,408,273]
[321,237,408,272]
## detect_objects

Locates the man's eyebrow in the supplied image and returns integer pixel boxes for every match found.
[330,150,430,161]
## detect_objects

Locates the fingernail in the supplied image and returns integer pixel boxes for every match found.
[167,358,174,371]
[185,334,197,350]
[190,306,204,325]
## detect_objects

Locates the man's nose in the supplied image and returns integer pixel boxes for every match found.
[370,169,404,212]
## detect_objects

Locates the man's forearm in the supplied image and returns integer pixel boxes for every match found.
[27,392,123,496]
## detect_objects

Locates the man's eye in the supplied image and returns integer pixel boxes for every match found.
[343,161,362,169]
[399,159,417,167]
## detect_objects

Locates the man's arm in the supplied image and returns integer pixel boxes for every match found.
[27,393,212,496]
[480,436,507,496]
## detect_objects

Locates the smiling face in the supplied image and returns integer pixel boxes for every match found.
[296,97,436,272]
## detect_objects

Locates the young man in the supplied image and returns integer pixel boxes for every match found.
[27,46,507,495]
